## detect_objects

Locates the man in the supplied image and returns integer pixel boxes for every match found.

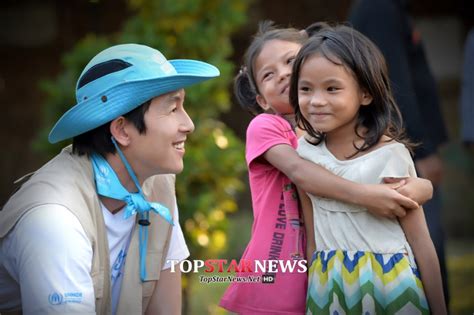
[349,0,450,307]
[0,44,219,314]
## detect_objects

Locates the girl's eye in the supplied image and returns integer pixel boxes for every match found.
[287,57,296,64]
[327,86,339,92]
[171,107,178,113]
[299,86,310,92]
[262,72,273,81]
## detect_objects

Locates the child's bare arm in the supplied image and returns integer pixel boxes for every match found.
[297,187,315,261]
[385,177,433,205]
[263,144,418,218]
[399,206,447,315]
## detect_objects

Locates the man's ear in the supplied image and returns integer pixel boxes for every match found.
[360,90,373,106]
[256,94,271,111]
[110,117,131,146]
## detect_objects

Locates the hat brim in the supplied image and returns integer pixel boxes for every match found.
[48,59,219,143]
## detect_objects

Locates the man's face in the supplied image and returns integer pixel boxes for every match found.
[125,89,194,180]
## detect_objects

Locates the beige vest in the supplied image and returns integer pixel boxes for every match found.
[0,146,174,315]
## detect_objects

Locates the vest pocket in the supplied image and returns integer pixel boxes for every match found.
[145,251,163,281]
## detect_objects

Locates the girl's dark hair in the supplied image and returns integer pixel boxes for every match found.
[72,100,152,157]
[289,24,414,155]
[234,20,307,116]
[304,21,330,37]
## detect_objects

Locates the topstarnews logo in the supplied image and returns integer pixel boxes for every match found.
[167,259,307,273]
[166,259,307,284]
[166,259,307,285]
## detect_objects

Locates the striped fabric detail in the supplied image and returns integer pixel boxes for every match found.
[306,250,429,315]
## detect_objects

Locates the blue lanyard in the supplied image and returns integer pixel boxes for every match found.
[91,137,173,281]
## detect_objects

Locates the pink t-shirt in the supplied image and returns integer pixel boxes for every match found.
[220,114,307,314]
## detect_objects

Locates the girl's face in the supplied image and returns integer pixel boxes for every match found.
[297,54,372,137]
[254,39,302,114]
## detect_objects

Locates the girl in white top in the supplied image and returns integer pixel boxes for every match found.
[290,25,447,314]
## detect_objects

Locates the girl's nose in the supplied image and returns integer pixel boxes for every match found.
[310,92,327,106]
[279,66,291,81]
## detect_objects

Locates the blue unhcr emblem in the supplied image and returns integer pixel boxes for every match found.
[48,292,63,305]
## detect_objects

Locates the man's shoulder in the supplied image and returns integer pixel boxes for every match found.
[4,150,94,208]
[0,147,97,239]
[17,147,92,191]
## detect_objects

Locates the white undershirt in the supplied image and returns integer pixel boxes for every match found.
[0,203,189,314]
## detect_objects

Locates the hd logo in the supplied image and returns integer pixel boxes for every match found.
[262,274,275,284]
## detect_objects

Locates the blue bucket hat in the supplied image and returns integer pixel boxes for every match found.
[48,43,220,143]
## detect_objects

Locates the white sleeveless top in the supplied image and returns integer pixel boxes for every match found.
[297,138,417,257]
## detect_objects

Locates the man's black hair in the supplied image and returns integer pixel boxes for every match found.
[72,100,151,157]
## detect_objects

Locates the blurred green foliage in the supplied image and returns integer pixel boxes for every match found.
[34,0,250,264]
[448,254,474,314]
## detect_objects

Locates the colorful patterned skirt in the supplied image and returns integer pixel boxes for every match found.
[306,250,429,315]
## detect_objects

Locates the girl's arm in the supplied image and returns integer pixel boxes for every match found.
[297,187,315,261]
[263,144,418,218]
[385,177,433,205]
[399,206,447,315]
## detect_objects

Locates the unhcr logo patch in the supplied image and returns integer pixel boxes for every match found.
[48,291,83,305]
[48,292,63,305]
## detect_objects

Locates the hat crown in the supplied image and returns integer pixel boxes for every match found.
[76,44,177,103]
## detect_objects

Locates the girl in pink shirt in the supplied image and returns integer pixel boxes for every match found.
[219,21,433,315]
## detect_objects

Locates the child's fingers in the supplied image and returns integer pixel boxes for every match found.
[391,206,407,218]
[383,178,407,190]
[397,195,419,210]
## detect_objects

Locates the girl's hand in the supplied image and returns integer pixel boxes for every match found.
[384,177,433,205]
[358,183,419,219]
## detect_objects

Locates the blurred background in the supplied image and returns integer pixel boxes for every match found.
[0,0,473,314]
